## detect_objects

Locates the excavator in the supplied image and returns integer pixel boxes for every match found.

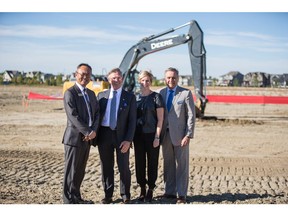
[120,20,207,117]
[63,20,207,117]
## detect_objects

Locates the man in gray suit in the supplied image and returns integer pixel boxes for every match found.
[62,63,100,204]
[159,67,195,204]
[97,68,136,204]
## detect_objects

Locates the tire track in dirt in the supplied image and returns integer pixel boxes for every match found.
[0,149,287,204]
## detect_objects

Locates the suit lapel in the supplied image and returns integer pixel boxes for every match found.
[118,90,127,116]
[163,88,168,103]
[103,90,110,108]
[73,84,86,106]
[87,90,96,118]
[73,84,81,95]
[99,90,109,119]
[173,86,182,106]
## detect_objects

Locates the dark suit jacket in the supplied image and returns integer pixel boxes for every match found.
[96,88,136,146]
[62,84,100,147]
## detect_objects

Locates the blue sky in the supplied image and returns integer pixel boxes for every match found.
[0,12,287,79]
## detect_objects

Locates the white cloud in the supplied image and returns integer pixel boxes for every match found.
[0,24,140,42]
[236,32,274,41]
[206,30,288,53]
[0,38,125,74]
[116,24,157,33]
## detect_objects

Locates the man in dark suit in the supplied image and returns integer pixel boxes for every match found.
[62,63,100,204]
[97,68,136,204]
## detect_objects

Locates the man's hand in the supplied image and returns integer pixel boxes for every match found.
[181,136,190,147]
[119,141,131,153]
[153,139,160,148]
[88,131,96,140]
[82,131,96,141]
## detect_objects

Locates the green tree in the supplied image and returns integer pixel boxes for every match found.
[27,78,33,85]
[32,77,40,85]
[49,76,56,86]
[233,79,239,87]
[56,74,63,86]
[11,76,17,84]
[212,78,218,86]
[45,79,50,86]
[16,75,23,84]
[252,76,259,87]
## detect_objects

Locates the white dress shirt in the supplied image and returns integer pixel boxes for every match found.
[101,87,122,127]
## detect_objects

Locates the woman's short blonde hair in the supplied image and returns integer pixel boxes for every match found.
[138,69,153,83]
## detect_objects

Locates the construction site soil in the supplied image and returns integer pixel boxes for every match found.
[0,85,288,206]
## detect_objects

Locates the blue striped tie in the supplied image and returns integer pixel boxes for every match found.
[83,88,92,126]
[110,91,117,130]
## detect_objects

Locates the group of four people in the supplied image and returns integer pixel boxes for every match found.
[62,63,196,204]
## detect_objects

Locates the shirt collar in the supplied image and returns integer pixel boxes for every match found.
[110,87,122,96]
[167,86,177,94]
[76,82,85,92]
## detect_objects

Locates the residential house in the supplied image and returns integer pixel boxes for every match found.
[179,75,193,86]
[217,71,243,86]
[279,74,288,88]
[205,79,214,86]
[25,71,44,83]
[243,72,270,87]
[270,74,282,87]
[2,70,22,83]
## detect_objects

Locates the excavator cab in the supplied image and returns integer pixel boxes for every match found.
[120,20,207,117]
[123,69,140,93]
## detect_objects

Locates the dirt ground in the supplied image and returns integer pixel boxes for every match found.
[0,85,288,206]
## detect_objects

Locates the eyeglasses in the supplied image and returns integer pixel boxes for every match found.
[77,72,91,78]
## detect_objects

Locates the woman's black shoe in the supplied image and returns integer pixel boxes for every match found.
[138,187,146,202]
[145,189,153,203]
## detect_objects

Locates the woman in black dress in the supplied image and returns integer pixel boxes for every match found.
[133,70,164,202]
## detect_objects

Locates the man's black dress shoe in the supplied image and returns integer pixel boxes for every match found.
[163,194,177,199]
[101,197,112,204]
[80,200,94,204]
[75,197,94,204]
[71,197,94,204]
[123,198,130,204]
[138,187,146,202]
[176,196,186,204]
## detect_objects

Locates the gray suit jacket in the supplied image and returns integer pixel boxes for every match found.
[160,86,195,146]
[97,89,136,145]
[62,84,100,147]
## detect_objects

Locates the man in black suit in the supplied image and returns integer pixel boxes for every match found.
[97,68,136,204]
[62,63,100,204]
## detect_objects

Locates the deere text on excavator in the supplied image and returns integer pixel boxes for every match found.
[63,20,207,117]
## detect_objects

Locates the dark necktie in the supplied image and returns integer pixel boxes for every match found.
[166,89,174,112]
[83,88,92,126]
[109,90,117,130]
